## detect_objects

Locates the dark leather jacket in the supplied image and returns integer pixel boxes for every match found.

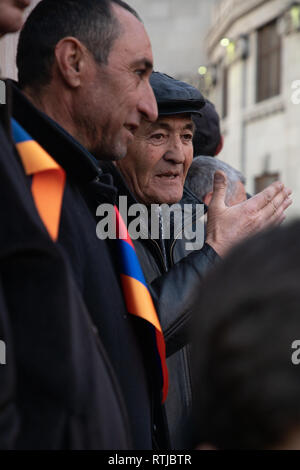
[100,162,220,449]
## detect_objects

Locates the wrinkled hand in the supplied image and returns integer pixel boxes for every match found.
[206,171,293,257]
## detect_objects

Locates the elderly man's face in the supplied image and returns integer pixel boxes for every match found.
[116,115,194,205]
[0,0,31,34]
[77,3,157,161]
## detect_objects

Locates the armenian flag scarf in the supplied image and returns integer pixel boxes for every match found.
[11,118,65,241]
[115,206,168,403]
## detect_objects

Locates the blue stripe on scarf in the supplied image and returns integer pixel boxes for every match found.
[11,118,32,144]
[118,239,147,288]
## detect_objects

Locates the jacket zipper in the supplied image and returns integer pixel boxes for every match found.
[170,216,199,268]
[149,238,168,273]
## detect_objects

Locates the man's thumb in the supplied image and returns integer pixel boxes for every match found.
[210,171,227,206]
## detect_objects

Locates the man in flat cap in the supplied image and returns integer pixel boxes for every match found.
[101,71,292,449]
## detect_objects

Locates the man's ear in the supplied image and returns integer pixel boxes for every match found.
[54,37,88,88]
[203,191,213,206]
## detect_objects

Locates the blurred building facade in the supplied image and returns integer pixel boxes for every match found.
[205,0,300,217]
[125,0,219,87]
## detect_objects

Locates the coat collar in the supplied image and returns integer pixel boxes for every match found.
[100,161,207,245]
[100,161,138,206]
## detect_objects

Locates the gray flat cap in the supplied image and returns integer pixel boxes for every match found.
[150,72,205,116]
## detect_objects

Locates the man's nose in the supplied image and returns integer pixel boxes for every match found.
[164,136,185,164]
[138,82,158,122]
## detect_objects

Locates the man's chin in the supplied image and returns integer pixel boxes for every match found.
[92,145,127,162]
[154,193,183,205]
[154,187,184,205]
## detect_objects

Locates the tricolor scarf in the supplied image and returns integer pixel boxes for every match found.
[11,117,168,403]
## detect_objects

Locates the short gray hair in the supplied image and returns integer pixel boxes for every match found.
[186,156,246,205]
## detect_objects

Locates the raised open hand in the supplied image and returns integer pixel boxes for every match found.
[206,171,292,257]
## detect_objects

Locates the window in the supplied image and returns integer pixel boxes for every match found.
[256,19,282,102]
[254,171,280,194]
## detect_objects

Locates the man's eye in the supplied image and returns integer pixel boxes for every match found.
[152,134,165,140]
[149,133,167,145]
[135,69,146,77]
[182,134,193,142]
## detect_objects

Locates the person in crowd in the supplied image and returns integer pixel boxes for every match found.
[186,156,247,207]
[192,99,223,157]
[192,220,300,450]
[3,0,169,450]
[100,71,292,448]
[0,0,132,450]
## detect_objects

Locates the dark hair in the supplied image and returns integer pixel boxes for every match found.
[192,220,300,449]
[112,0,141,20]
[192,100,221,157]
[17,0,141,90]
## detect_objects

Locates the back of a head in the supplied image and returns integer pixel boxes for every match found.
[192,221,300,449]
[192,100,222,157]
[185,156,245,205]
[17,0,140,91]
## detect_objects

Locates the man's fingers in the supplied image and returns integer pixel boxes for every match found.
[268,187,291,212]
[275,189,292,210]
[247,181,284,212]
[210,171,227,208]
[277,213,287,226]
[270,212,286,227]
[264,196,293,227]
[262,190,292,221]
